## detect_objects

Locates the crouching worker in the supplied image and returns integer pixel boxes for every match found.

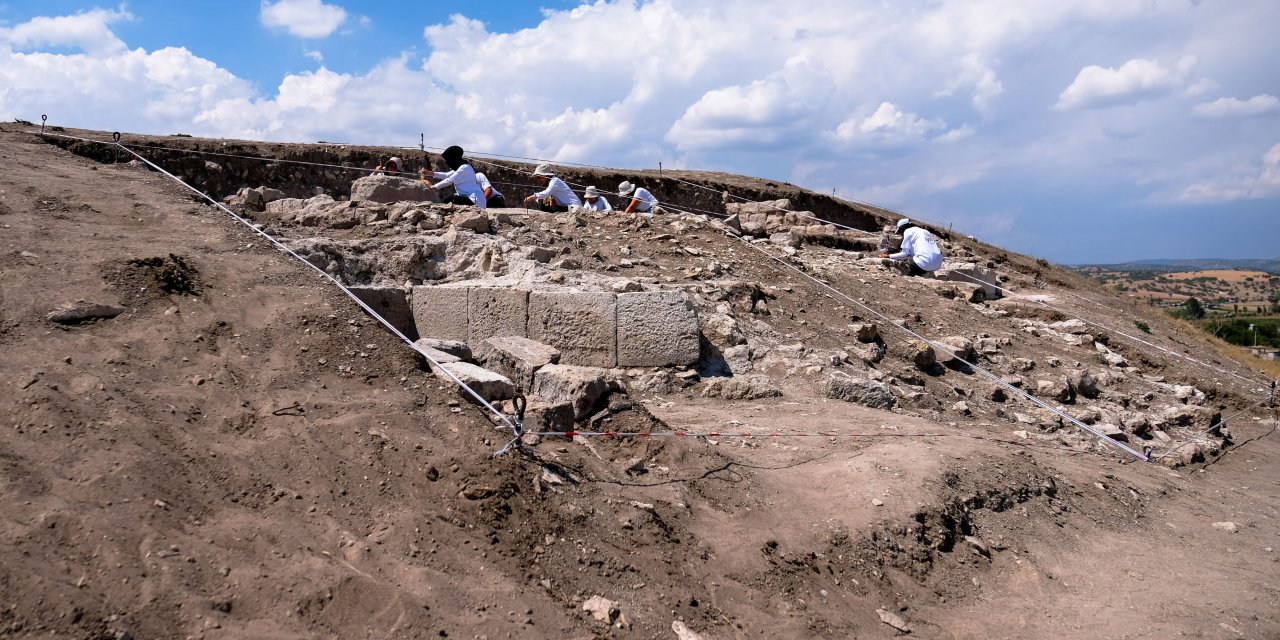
[421,145,487,207]
[881,218,943,276]
[523,164,581,212]
[579,185,612,211]
[618,180,660,216]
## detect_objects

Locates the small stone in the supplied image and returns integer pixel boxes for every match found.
[871,498,884,507]
[1211,521,1238,533]
[876,608,911,633]
[582,595,621,624]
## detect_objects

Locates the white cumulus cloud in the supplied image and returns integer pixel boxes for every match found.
[1054,57,1191,110]
[261,0,348,39]
[832,102,948,147]
[1193,94,1280,118]
[1175,142,1280,203]
[0,7,133,56]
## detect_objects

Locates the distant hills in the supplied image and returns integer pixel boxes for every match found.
[1069,258,1280,274]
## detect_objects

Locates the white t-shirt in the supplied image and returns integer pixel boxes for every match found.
[432,164,487,208]
[534,177,582,207]
[890,227,944,271]
[630,187,658,212]
[582,195,612,211]
[475,172,503,200]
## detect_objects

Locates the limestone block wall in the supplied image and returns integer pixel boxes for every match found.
[411,284,700,368]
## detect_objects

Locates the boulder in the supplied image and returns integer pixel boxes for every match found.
[476,336,560,389]
[938,336,976,363]
[904,340,936,371]
[435,362,516,403]
[823,375,896,409]
[1068,369,1100,399]
[1096,423,1127,441]
[451,211,491,233]
[701,312,746,347]
[724,198,792,215]
[350,174,441,204]
[852,322,879,343]
[1035,378,1075,403]
[1120,412,1151,436]
[700,377,782,400]
[848,341,885,365]
[531,364,611,419]
[522,400,575,433]
[1051,319,1089,334]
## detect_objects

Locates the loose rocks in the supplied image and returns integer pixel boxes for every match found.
[823,375,896,409]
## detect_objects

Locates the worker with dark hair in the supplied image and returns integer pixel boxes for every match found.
[421,145,486,207]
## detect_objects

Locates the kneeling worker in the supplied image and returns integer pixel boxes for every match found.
[580,186,612,211]
[618,180,660,216]
[881,218,943,276]
[523,164,581,212]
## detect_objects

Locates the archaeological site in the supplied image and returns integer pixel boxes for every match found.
[1,125,1277,639]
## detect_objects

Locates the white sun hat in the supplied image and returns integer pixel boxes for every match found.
[618,181,636,196]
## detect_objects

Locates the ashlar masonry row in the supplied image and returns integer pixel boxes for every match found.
[411,286,701,368]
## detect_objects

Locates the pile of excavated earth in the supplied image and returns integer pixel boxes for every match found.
[2,125,1277,639]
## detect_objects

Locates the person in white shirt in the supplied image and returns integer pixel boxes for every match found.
[579,185,612,211]
[475,172,505,208]
[421,145,486,208]
[523,164,581,212]
[881,218,944,276]
[619,180,659,216]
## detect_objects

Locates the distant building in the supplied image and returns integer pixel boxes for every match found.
[1249,346,1279,361]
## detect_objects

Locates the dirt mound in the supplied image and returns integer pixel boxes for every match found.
[1,127,1278,639]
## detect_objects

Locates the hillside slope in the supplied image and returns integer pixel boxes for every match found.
[1,126,1278,639]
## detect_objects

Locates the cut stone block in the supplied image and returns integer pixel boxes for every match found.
[412,339,460,371]
[412,285,469,342]
[350,286,417,340]
[935,263,1000,300]
[435,362,516,403]
[616,291,700,367]
[531,364,610,419]
[529,291,617,367]
[414,338,472,361]
[476,336,561,389]
[469,287,529,344]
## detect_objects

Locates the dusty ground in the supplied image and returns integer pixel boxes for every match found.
[1,126,1278,639]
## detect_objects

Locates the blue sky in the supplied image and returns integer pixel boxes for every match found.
[1,1,1277,264]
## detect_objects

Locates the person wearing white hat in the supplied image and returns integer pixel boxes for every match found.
[523,163,581,212]
[618,180,659,216]
[881,218,943,276]
[580,185,612,211]
[373,156,403,175]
